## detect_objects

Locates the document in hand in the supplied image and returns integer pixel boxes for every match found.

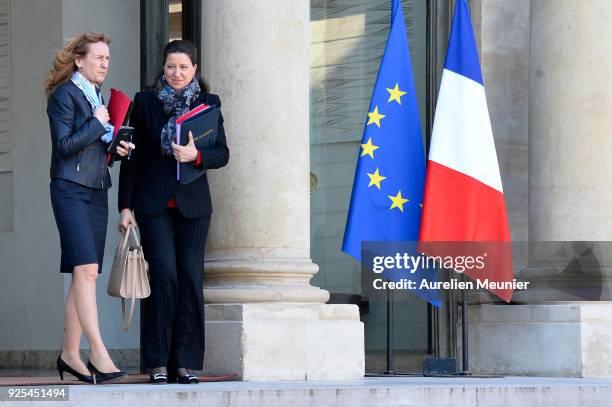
[175,104,220,185]
[107,88,133,166]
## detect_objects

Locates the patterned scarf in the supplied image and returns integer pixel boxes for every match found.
[70,71,114,143]
[156,76,201,155]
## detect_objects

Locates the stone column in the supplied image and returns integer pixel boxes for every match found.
[469,0,612,378]
[200,0,364,380]
[529,1,612,239]
[514,0,612,303]
[201,0,327,305]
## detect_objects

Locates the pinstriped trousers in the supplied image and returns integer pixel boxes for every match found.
[136,208,211,370]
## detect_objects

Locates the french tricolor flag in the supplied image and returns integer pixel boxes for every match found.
[419,0,513,301]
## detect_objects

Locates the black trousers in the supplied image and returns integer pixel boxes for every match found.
[136,208,211,370]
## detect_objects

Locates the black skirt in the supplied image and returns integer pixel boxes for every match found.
[50,178,108,273]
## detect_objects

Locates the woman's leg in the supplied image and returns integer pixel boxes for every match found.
[72,263,120,373]
[136,210,178,369]
[72,186,120,373]
[173,213,211,370]
[60,279,89,375]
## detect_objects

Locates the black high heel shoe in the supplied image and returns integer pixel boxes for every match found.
[56,355,94,384]
[87,360,128,384]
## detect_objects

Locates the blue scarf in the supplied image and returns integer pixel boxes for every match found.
[71,71,114,143]
[156,76,201,155]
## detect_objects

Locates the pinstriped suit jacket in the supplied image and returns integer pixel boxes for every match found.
[118,90,229,218]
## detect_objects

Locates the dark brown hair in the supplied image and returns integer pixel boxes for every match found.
[154,39,208,93]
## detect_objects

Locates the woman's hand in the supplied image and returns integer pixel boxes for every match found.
[171,131,198,162]
[93,105,110,125]
[116,140,135,157]
[119,208,137,234]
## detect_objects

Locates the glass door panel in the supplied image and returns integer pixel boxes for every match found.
[310,0,429,372]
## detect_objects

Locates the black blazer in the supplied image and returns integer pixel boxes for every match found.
[118,90,229,218]
[47,81,112,189]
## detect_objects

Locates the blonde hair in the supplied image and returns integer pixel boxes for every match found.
[44,32,111,97]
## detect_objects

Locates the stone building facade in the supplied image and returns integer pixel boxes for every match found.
[0,0,610,379]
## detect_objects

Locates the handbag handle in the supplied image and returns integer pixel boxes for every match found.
[128,225,142,247]
[121,252,140,331]
[119,224,147,331]
[119,224,132,253]
[119,226,138,331]
[122,298,136,331]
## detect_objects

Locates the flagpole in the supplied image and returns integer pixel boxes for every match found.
[448,283,456,358]
[426,0,440,361]
[429,303,439,357]
[384,286,395,375]
[460,275,471,374]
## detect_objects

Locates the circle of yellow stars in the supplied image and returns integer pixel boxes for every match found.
[359,82,420,212]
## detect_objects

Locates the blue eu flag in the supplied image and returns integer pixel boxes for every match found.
[342,0,440,306]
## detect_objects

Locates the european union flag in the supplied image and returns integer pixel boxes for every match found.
[342,0,440,306]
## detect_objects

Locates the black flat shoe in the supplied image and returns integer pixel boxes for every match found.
[56,355,94,384]
[149,373,168,384]
[177,372,199,384]
[87,360,128,384]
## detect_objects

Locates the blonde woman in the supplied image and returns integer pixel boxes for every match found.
[45,32,133,384]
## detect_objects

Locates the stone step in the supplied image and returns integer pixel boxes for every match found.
[2,376,612,406]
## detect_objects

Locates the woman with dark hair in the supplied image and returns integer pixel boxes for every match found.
[45,32,133,384]
[118,40,229,384]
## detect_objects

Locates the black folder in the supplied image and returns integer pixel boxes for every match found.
[176,106,220,185]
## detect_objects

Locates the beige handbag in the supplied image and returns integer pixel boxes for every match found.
[107,225,151,330]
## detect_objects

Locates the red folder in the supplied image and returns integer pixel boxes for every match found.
[176,103,209,125]
[107,88,133,164]
[108,88,132,131]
